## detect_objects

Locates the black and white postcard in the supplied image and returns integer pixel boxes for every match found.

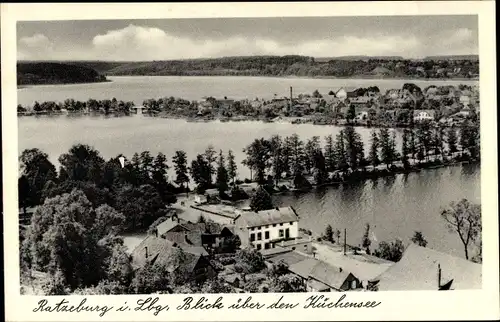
[2,2,498,321]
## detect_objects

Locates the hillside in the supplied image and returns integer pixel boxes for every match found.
[17,62,107,85]
[18,55,480,80]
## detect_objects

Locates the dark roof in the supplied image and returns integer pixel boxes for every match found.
[288,258,352,289]
[130,235,204,273]
[156,219,189,236]
[163,231,203,247]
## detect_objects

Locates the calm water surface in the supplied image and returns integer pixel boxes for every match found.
[17,76,481,257]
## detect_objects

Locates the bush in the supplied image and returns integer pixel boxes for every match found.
[219,257,236,266]
[235,179,244,185]
[244,178,252,184]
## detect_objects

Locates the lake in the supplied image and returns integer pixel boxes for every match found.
[17,75,478,106]
[17,76,481,258]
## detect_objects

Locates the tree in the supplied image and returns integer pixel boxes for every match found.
[19,148,58,207]
[416,124,432,162]
[459,125,480,159]
[312,89,322,98]
[312,150,328,185]
[215,150,229,195]
[335,229,341,244]
[172,150,190,192]
[369,131,380,168]
[441,199,481,260]
[373,239,405,262]
[249,186,274,212]
[204,145,217,184]
[226,150,238,185]
[22,189,125,292]
[58,144,105,183]
[334,131,348,172]
[269,135,285,186]
[242,138,272,183]
[411,231,428,247]
[324,135,336,172]
[305,136,321,174]
[324,225,334,243]
[269,274,305,292]
[152,152,176,204]
[346,105,356,123]
[379,128,397,168]
[130,261,172,294]
[361,223,371,254]
[446,128,458,156]
[287,134,306,176]
[115,184,167,231]
[401,129,411,168]
[235,248,265,273]
[190,154,212,192]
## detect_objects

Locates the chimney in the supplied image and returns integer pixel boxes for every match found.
[144,246,148,259]
[289,86,293,108]
[154,228,158,238]
[339,267,343,273]
[438,264,442,289]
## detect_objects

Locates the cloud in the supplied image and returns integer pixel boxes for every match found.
[16,25,478,61]
[17,34,54,60]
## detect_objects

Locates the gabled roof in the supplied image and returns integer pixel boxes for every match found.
[163,231,203,247]
[130,235,205,273]
[371,244,482,291]
[235,207,299,228]
[156,219,190,236]
[288,258,353,289]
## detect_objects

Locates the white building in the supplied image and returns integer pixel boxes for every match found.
[413,110,436,122]
[234,207,300,251]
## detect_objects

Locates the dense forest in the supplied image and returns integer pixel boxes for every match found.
[17,62,108,85]
[20,55,480,79]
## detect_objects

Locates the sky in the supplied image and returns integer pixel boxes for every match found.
[17,16,478,61]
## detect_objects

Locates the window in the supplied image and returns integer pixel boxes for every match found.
[351,280,357,289]
[250,227,254,231]
[257,226,262,230]
[280,223,283,226]
[273,224,277,227]
[250,233,255,242]
[257,232,262,241]
[265,231,270,239]
[265,225,269,228]
[256,244,262,250]
[290,222,294,225]
[279,229,284,238]
[264,243,270,249]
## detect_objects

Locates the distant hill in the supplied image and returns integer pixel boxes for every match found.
[17,62,107,85]
[424,55,479,61]
[18,55,479,80]
[316,55,405,62]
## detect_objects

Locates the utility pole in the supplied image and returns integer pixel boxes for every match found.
[289,86,293,110]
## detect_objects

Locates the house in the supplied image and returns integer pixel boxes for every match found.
[131,105,148,114]
[288,258,362,292]
[194,194,208,205]
[349,96,372,108]
[217,98,235,109]
[197,101,213,113]
[369,244,482,291]
[155,217,189,237]
[131,235,216,284]
[234,206,300,251]
[459,95,471,106]
[413,109,436,122]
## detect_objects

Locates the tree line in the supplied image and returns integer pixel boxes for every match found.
[17,98,135,114]
[241,124,480,188]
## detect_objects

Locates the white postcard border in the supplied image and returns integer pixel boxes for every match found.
[2,2,498,321]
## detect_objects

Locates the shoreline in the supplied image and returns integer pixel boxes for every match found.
[16,112,475,129]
